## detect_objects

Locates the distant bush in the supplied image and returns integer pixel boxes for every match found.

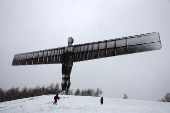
[161,93,170,102]
[0,83,61,102]
[123,94,128,99]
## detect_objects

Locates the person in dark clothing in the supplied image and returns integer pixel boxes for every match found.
[53,93,58,105]
[100,97,103,105]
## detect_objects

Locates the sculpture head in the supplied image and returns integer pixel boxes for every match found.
[68,37,74,46]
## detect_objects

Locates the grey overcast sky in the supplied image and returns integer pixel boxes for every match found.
[0,0,170,101]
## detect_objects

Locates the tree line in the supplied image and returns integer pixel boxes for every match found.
[0,83,102,102]
[1,84,169,102]
[74,88,102,96]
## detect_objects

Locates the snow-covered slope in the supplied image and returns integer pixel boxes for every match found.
[0,95,170,113]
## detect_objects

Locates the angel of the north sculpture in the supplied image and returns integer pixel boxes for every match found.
[12,32,162,94]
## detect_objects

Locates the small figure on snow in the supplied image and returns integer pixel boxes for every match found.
[53,93,58,105]
[100,97,103,105]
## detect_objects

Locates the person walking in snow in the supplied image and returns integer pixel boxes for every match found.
[53,93,58,105]
[100,97,103,105]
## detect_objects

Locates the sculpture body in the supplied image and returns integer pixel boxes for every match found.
[61,46,73,94]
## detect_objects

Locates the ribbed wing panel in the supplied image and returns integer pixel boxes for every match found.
[72,32,162,62]
[12,47,66,66]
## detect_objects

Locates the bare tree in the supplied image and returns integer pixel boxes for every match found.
[54,83,60,94]
[41,85,47,95]
[81,90,87,96]
[162,93,170,102]
[74,88,81,96]
[99,88,103,96]
[49,83,55,94]
[34,85,41,96]
[87,89,95,96]
[95,88,103,97]
[21,86,28,98]
[0,88,5,102]
[67,89,73,95]
[123,94,128,99]
[5,87,20,101]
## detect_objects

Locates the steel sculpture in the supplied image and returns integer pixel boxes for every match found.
[12,32,162,94]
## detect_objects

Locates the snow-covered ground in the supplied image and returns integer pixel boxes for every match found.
[0,95,170,113]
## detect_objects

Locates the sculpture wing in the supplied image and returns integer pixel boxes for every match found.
[12,32,162,65]
[72,32,162,62]
[12,47,66,66]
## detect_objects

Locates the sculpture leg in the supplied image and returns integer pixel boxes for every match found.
[61,61,73,95]
[61,74,71,94]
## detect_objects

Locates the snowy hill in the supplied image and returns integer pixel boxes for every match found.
[0,95,170,113]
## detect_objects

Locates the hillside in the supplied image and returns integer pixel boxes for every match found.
[0,95,170,113]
